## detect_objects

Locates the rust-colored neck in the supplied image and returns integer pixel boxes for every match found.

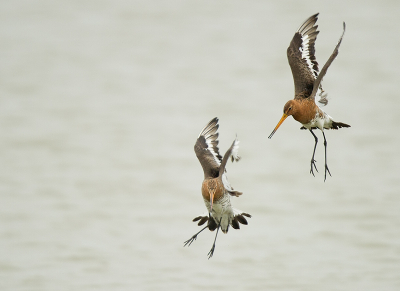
[202,178,224,202]
[287,99,320,124]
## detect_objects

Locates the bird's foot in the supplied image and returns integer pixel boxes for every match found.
[183,235,197,247]
[310,159,318,177]
[324,164,332,182]
[207,243,216,259]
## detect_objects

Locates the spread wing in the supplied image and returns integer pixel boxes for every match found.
[194,117,222,179]
[310,22,346,102]
[194,118,243,196]
[287,13,327,104]
[218,137,240,177]
[220,137,242,197]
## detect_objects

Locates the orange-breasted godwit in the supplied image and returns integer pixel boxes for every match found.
[184,117,251,259]
[268,13,350,181]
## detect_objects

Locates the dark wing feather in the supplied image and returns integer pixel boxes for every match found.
[310,22,346,100]
[287,13,320,99]
[194,117,222,179]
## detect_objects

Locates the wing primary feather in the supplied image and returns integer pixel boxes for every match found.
[310,21,346,100]
[194,117,223,178]
[287,13,320,98]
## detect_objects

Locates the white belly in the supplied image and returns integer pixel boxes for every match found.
[203,194,234,233]
[303,110,333,130]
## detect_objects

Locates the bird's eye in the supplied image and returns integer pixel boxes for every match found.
[289,107,292,111]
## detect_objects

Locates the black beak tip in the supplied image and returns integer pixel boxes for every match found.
[268,131,275,139]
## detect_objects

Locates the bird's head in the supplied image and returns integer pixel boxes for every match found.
[268,100,296,139]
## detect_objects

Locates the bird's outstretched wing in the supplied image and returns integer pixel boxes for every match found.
[194,117,222,179]
[219,137,242,197]
[195,118,242,195]
[287,13,329,105]
[310,22,346,102]
[287,13,320,99]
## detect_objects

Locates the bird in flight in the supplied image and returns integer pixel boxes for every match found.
[268,13,350,181]
[184,117,251,259]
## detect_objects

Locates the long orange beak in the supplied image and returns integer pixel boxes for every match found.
[209,191,214,213]
[268,114,288,139]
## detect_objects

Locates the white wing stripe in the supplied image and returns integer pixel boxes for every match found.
[203,133,221,166]
[300,34,318,79]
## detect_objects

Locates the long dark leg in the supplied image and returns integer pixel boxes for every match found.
[184,213,215,247]
[183,225,209,247]
[309,129,319,176]
[207,218,222,259]
[322,131,331,181]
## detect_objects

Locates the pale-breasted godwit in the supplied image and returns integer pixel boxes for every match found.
[184,117,251,259]
[268,13,350,181]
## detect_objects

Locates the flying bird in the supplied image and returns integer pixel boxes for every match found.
[184,117,251,259]
[268,13,350,181]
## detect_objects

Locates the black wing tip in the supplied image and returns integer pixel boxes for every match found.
[202,117,219,131]
[305,14,345,34]
[197,117,221,146]
[310,12,319,21]
[207,117,219,127]
[209,117,219,127]
[307,12,319,24]
[298,13,319,32]
[207,117,219,130]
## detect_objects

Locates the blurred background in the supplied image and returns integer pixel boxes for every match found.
[1,0,399,290]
